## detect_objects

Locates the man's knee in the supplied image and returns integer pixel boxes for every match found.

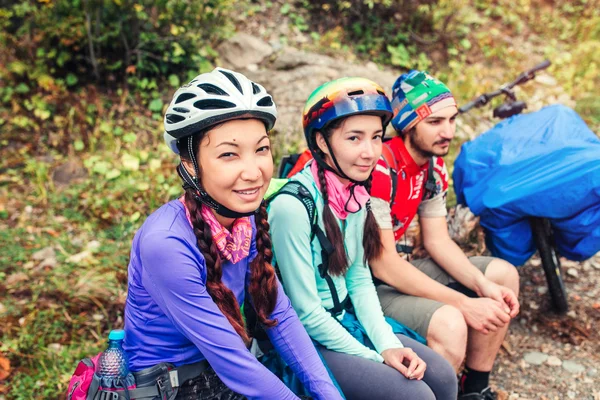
[485,258,520,295]
[427,305,467,366]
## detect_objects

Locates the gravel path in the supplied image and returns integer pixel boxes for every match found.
[492,255,600,399]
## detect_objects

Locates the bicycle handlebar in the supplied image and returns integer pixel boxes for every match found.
[459,60,551,113]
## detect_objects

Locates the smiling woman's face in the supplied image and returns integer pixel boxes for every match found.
[316,114,384,183]
[184,118,273,216]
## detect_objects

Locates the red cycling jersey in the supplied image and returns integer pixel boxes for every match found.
[370,136,449,241]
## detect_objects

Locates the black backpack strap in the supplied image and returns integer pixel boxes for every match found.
[422,158,437,200]
[268,181,318,238]
[395,243,414,254]
[269,181,342,317]
[389,166,398,208]
[314,224,343,317]
[246,181,323,346]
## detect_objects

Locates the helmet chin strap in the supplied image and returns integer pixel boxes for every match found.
[311,135,369,187]
[177,137,258,219]
[310,135,373,214]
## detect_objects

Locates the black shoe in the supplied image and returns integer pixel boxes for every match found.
[458,387,497,400]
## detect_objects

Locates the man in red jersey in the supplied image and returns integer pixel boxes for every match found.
[369,70,520,400]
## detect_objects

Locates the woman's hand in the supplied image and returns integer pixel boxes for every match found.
[380,348,426,380]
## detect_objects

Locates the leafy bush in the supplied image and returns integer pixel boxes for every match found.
[0,0,248,154]
[0,0,242,87]
[300,0,474,68]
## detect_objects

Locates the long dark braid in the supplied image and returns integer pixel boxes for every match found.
[184,190,251,344]
[317,163,349,275]
[247,202,278,328]
[363,176,384,263]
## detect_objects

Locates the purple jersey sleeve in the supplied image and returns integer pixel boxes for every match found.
[139,229,299,399]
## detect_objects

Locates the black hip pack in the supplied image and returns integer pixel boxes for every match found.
[67,356,208,400]
[129,360,209,400]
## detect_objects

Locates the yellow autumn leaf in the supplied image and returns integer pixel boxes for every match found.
[37,74,55,91]
[121,153,140,171]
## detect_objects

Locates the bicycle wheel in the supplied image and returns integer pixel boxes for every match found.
[529,217,569,313]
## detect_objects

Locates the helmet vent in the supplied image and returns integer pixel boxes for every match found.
[257,96,273,107]
[172,107,189,113]
[197,83,228,96]
[377,90,386,96]
[252,83,261,95]
[193,99,236,110]
[166,114,186,124]
[348,90,364,96]
[175,93,197,104]
[219,70,243,94]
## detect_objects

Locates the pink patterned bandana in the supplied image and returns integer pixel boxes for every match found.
[310,161,370,220]
[179,197,252,264]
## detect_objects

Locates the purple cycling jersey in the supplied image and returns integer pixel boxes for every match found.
[123,200,340,400]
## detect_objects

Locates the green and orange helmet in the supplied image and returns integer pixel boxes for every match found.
[302,77,393,152]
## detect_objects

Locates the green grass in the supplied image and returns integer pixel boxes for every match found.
[0,129,177,398]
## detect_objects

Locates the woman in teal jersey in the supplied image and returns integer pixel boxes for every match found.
[267,77,458,400]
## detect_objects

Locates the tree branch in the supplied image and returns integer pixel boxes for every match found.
[83,0,100,80]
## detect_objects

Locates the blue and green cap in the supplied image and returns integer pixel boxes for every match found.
[391,70,456,133]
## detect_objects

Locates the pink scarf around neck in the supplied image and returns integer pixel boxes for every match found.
[310,161,370,220]
[179,197,252,264]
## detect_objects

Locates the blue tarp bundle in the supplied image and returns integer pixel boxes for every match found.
[453,105,600,266]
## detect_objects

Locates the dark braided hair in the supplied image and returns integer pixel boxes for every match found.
[183,190,250,343]
[247,202,278,328]
[316,163,349,275]
[362,176,384,263]
[178,129,278,345]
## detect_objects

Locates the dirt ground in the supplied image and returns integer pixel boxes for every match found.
[491,255,600,399]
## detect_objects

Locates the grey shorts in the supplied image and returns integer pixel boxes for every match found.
[376,256,494,338]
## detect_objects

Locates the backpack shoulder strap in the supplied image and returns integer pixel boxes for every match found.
[268,181,343,317]
[422,157,437,200]
[268,181,317,233]
[381,142,399,207]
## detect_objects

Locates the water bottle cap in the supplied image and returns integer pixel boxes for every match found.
[108,329,125,341]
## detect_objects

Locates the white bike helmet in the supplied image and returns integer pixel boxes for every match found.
[163,67,278,154]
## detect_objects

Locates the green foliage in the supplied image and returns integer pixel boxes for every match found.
[1,125,181,397]
[0,0,249,156]
[301,0,452,67]
[0,0,244,89]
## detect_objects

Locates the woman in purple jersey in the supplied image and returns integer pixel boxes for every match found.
[122,68,342,400]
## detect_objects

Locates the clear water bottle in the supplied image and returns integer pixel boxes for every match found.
[96,329,135,390]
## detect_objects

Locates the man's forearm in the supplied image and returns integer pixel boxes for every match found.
[424,237,486,294]
[371,249,470,307]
